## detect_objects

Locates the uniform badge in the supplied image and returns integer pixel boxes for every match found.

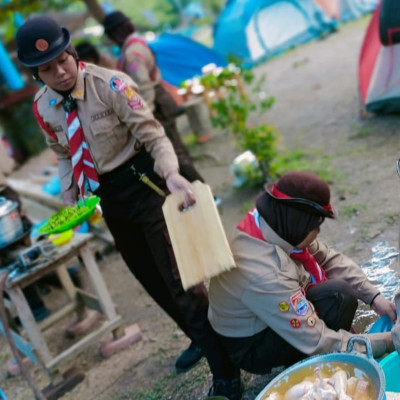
[290,318,301,329]
[290,291,309,316]
[128,61,139,71]
[49,99,57,106]
[128,97,143,110]
[278,301,290,313]
[110,76,128,92]
[306,316,317,327]
[124,87,135,99]
[35,39,49,51]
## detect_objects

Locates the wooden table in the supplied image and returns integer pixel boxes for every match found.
[2,233,123,375]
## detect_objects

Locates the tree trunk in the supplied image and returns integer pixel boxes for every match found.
[82,0,106,23]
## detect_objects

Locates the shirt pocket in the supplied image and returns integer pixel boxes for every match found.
[90,113,128,146]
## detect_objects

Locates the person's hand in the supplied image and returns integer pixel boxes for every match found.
[165,171,195,207]
[368,331,394,358]
[62,183,79,206]
[371,294,396,323]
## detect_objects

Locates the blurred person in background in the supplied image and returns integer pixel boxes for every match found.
[102,11,208,188]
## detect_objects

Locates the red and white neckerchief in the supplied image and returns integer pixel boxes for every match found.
[237,208,327,290]
[32,63,99,198]
[65,62,99,198]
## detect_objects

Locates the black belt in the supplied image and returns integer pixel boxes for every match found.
[97,150,166,197]
[99,154,138,182]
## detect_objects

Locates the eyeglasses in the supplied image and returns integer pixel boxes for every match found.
[266,183,337,219]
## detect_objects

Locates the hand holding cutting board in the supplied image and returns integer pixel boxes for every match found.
[162,181,236,290]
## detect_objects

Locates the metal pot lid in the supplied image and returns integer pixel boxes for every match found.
[0,197,18,217]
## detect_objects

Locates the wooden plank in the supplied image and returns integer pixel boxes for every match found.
[75,288,103,313]
[38,302,77,332]
[7,286,52,364]
[78,244,118,321]
[162,181,235,289]
[7,178,64,210]
[56,264,76,301]
[45,316,122,371]
[6,233,93,288]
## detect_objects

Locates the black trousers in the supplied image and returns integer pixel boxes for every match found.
[217,279,358,375]
[95,151,237,379]
[153,84,205,184]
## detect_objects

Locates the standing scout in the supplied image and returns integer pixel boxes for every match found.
[16,16,242,400]
[208,171,397,375]
[102,11,207,187]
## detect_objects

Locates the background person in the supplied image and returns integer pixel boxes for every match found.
[102,11,207,187]
[75,41,117,70]
[16,16,242,400]
[208,170,396,375]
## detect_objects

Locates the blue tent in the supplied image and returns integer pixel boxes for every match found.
[213,0,336,65]
[148,33,227,87]
[334,0,379,22]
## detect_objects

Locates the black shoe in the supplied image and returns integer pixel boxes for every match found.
[174,342,204,373]
[207,377,243,400]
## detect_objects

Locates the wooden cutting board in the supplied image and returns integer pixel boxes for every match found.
[162,181,236,290]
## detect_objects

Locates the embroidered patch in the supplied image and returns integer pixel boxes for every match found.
[128,61,139,71]
[35,39,49,51]
[306,316,317,327]
[290,291,309,316]
[123,87,143,110]
[124,87,135,99]
[91,109,114,121]
[290,318,301,329]
[110,76,128,92]
[128,97,143,110]
[278,301,290,313]
[49,99,57,106]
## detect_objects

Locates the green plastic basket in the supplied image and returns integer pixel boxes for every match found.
[39,196,101,235]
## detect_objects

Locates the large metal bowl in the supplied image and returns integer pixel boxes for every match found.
[255,337,386,400]
[0,197,23,248]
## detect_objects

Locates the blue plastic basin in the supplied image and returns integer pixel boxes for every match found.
[379,351,400,392]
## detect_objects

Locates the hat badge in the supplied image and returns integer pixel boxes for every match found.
[35,39,49,52]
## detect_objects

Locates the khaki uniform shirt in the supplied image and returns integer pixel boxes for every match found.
[34,63,178,193]
[0,142,15,191]
[208,217,381,355]
[120,34,162,111]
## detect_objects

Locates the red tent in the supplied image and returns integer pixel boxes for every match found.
[359,0,400,114]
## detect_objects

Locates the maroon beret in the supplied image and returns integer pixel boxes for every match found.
[265,171,337,218]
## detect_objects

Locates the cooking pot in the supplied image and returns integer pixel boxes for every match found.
[255,336,386,400]
[0,197,23,248]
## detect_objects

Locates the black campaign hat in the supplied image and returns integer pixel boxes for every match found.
[16,16,71,67]
[102,11,130,34]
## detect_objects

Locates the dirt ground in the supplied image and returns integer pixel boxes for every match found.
[1,14,400,400]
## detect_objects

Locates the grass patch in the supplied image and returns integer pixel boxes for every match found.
[115,360,210,400]
[349,125,373,139]
[271,148,339,183]
[340,203,367,218]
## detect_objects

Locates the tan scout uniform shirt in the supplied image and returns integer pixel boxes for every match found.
[208,217,381,356]
[0,142,15,191]
[120,34,162,111]
[34,63,178,193]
